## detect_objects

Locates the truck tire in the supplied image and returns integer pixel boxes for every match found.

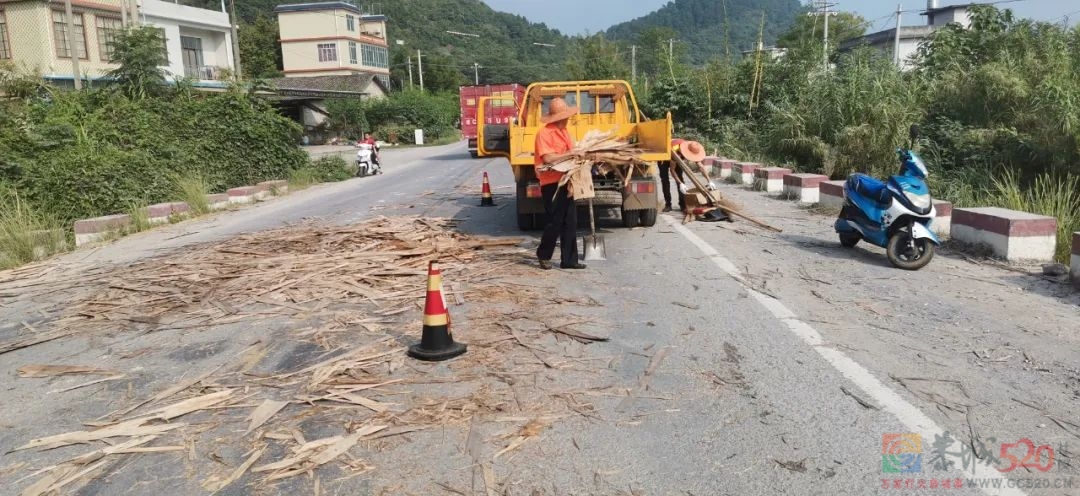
[622,208,641,228]
[469,150,479,158]
[639,208,657,227]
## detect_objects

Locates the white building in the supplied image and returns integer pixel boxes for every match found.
[0,0,234,87]
[140,0,236,83]
[839,1,974,70]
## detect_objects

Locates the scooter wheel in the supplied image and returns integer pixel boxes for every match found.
[839,232,861,248]
[887,229,934,270]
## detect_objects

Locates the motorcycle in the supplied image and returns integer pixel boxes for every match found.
[834,131,941,270]
[355,142,381,177]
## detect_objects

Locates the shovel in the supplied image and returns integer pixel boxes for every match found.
[583,199,607,261]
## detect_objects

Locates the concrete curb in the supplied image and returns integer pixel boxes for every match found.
[228,186,258,204]
[931,200,952,239]
[716,159,734,179]
[753,167,792,193]
[206,193,230,211]
[819,180,846,211]
[1071,232,1079,288]
[143,202,190,225]
[74,214,132,246]
[69,179,290,249]
[951,207,1057,262]
[783,173,828,203]
[733,162,759,185]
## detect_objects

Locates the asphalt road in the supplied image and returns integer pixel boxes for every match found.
[1,141,1076,495]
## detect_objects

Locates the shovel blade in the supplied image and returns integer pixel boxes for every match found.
[583,235,607,261]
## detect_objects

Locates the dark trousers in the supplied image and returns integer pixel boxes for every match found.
[659,161,685,210]
[537,184,578,266]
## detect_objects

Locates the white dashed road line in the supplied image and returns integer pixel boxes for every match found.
[662,215,1026,496]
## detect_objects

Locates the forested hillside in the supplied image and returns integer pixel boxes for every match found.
[606,0,805,63]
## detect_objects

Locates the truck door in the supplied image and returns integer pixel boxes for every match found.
[477,96,512,156]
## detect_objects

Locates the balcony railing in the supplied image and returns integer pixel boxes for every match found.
[183,65,223,80]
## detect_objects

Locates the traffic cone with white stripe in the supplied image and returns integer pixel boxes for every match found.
[480,172,495,207]
[408,260,467,361]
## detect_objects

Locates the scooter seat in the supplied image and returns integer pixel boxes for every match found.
[847,173,891,205]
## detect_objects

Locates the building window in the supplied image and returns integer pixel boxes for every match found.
[346,14,355,32]
[52,11,88,59]
[348,41,357,64]
[0,12,10,60]
[181,36,205,78]
[95,16,122,62]
[317,42,337,62]
[360,44,388,69]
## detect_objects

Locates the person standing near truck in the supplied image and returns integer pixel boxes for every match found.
[534,97,587,271]
[659,138,709,212]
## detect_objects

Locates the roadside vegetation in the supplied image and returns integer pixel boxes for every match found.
[325,90,459,145]
[624,6,1080,262]
[0,27,354,266]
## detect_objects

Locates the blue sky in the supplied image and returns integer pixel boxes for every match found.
[481,0,1079,36]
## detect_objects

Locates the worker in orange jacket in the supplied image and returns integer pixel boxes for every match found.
[533,97,587,271]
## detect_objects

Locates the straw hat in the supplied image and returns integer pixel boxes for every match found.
[541,97,579,124]
[677,140,707,162]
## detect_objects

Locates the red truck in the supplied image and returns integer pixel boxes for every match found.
[459,84,525,158]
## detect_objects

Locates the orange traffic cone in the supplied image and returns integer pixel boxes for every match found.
[408,261,467,361]
[480,172,495,207]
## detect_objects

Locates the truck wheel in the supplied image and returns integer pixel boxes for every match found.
[469,150,479,158]
[622,208,641,228]
[511,212,533,230]
[639,208,657,227]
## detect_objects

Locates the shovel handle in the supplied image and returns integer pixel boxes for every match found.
[588,199,597,235]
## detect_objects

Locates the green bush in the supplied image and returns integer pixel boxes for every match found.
[308,156,354,182]
[0,87,308,222]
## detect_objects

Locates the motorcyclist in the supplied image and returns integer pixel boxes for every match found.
[361,133,380,167]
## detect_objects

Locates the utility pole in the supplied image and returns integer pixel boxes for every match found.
[121,0,127,26]
[417,49,424,92]
[631,45,637,83]
[893,3,903,67]
[407,56,414,89]
[229,0,242,78]
[473,62,480,85]
[808,0,836,71]
[63,0,82,90]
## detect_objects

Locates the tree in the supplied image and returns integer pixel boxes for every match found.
[776,11,867,52]
[107,27,169,99]
[635,27,684,79]
[418,52,465,93]
[240,15,282,80]
[565,34,630,81]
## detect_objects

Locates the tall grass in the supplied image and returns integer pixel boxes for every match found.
[988,170,1080,263]
[126,202,151,233]
[0,193,67,269]
[172,173,211,215]
[288,167,318,190]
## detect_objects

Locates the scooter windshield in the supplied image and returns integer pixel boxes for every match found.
[905,151,929,178]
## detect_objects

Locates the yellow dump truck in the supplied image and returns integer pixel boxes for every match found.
[477,80,672,230]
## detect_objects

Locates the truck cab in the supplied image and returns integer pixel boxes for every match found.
[478,80,671,230]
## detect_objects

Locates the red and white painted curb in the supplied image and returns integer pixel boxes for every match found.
[753,167,792,193]
[715,159,735,179]
[733,162,759,185]
[931,199,952,239]
[782,173,828,203]
[74,214,132,247]
[819,180,846,211]
[72,179,290,248]
[951,207,1057,262]
[144,202,190,225]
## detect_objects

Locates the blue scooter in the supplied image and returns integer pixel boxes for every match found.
[834,128,941,270]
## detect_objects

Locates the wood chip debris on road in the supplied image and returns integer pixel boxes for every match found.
[4,216,622,495]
